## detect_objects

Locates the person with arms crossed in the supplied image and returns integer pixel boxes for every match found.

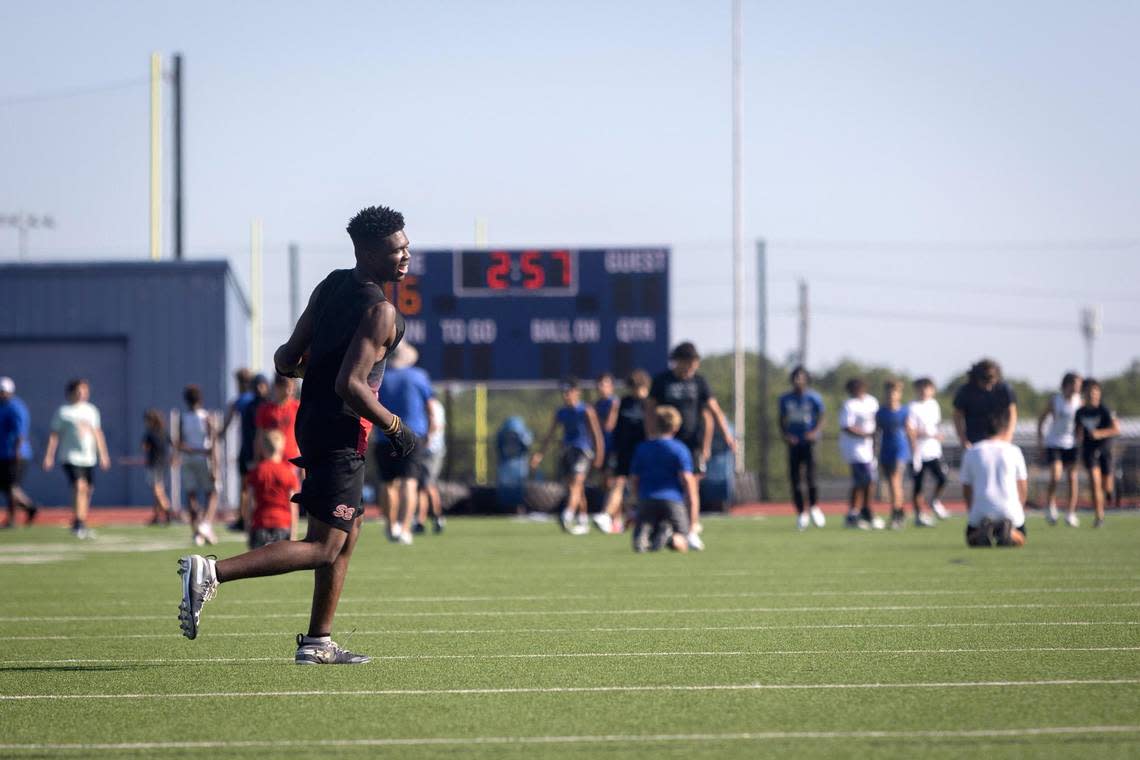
[907,378,949,523]
[1037,372,1082,527]
[177,205,416,665]
[960,406,1028,548]
[1074,379,1120,529]
[0,377,38,527]
[42,379,110,539]
[839,378,881,530]
[778,366,825,531]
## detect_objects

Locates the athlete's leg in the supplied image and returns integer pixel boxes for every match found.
[1088,465,1104,521]
[1046,458,1062,507]
[602,475,625,518]
[74,476,90,525]
[788,445,805,514]
[215,517,347,582]
[566,472,587,517]
[930,460,948,500]
[307,517,362,636]
[398,477,417,534]
[1065,464,1079,516]
[804,445,818,508]
[912,462,926,514]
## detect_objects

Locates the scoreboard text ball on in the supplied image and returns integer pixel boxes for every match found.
[384,248,670,383]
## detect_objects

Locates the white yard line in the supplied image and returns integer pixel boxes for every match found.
[2,678,1138,701]
[2,602,1137,623]
[0,725,1138,751]
[1,620,1136,641]
[2,646,1137,667]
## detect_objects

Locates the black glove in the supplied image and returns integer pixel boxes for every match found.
[382,415,416,458]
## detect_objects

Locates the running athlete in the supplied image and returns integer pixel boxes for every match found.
[1074,379,1120,529]
[177,205,416,665]
[907,378,949,522]
[876,380,917,530]
[530,377,605,536]
[1037,372,1082,527]
[597,370,651,534]
[778,366,825,531]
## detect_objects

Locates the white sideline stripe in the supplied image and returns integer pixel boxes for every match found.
[2,678,1137,701]
[2,620,1136,641]
[4,646,1138,667]
[1,725,1138,751]
[3,602,1137,623]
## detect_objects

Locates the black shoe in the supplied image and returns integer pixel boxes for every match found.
[411,522,426,535]
[226,519,245,533]
[432,516,445,534]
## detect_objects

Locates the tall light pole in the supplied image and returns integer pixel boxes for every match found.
[1081,306,1102,377]
[1,214,55,260]
[731,0,745,474]
[149,52,162,261]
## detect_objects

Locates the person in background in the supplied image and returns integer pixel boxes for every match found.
[907,378,949,523]
[415,395,446,534]
[42,378,110,539]
[961,405,1028,548]
[778,366,826,531]
[1037,372,1082,528]
[877,379,920,530]
[646,342,736,550]
[246,429,301,549]
[178,384,219,546]
[376,343,434,545]
[1074,379,1120,529]
[592,372,619,528]
[597,370,651,535]
[953,358,1017,448]
[629,405,698,553]
[531,377,604,536]
[255,374,302,468]
[222,369,258,532]
[142,409,172,526]
[0,376,38,527]
[839,378,881,530]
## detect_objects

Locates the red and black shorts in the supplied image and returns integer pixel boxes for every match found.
[290,452,365,533]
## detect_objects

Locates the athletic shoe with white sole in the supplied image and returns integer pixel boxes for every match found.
[1093,517,1104,529]
[397,530,414,545]
[931,499,950,520]
[915,513,936,528]
[177,554,218,640]
[870,516,886,531]
[198,522,218,546]
[796,512,810,532]
[568,522,589,536]
[686,531,705,551]
[294,634,371,665]
[809,506,826,528]
[592,513,613,534]
[1045,504,1059,525]
[1065,513,1080,528]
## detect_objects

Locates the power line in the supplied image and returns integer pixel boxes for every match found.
[794,305,1140,336]
[0,77,149,107]
[769,238,1140,253]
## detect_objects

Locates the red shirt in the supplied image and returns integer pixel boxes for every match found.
[255,398,300,460]
[247,459,300,530]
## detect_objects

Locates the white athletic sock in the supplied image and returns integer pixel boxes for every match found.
[301,635,331,645]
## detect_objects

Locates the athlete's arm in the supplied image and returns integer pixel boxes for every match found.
[334,301,400,431]
[1094,414,1121,441]
[42,431,58,470]
[680,470,699,528]
[953,409,970,449]
[1004,403,1018,442]
[1017,478,1028,505]
[604,401,619,433]
[700,408,714,461]
[808,410,823,442]
[275,282,324,378]
[585,406,605,469]
[529,414,558,470]
[705,397,737,452]
[95,426,111,471]
[1036,402,1052,446]
[962,483,973,512]
[643,396,658,438]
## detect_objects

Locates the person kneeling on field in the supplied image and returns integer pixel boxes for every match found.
[246,429,301,549]
[629,405,699,553]
[960,406,1028,548]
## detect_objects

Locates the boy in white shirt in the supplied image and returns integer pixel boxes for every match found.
[1036,372,1082,527]
[960,407,1028,547]
[42,379,110,539]
[907,378,949,523]
[839,378,882,530]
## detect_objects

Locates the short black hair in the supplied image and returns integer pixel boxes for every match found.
[1061,372,1081,391]
[845,378,866,396]
[346,206,405,249]
[183,384,202,407]
[1083,378,1102,393]
[980,404,1011,438]
[968,358,1002,386]
[560,376,579,392]
[670,341,700,362]
[789,365,810,384]
[913,377,935,391]
[65,378,88,396]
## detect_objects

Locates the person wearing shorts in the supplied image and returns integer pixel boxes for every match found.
[839,378,881,530]
[1074,379,1120,528]
[415,396,447,534]
[42,379,110,539]
[1037,372,1082,527]
[531,377,604,536]
[178,385,219,547]
[178,204,417,666]
[907,378,949,522]
[375,342,433,544]
[876,380,916,530]
[629,405,698,553]
[598,369,651,534]
[960,405,1028,548]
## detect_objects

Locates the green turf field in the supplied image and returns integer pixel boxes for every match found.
[0,513,1138,758]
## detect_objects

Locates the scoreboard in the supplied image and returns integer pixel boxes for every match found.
[381,247,669,383]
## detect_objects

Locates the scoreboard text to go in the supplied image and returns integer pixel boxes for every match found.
[380,248,669,382]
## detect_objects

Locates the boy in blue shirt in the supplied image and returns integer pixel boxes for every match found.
[630,405,699,553]
[377,343,435,545]
[778,366,825,531]
[0,377,38,527]
[531,378,605,535]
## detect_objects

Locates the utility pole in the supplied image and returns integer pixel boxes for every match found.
[730,0,745,474]
[1081,306,1102,377]
[250,219,264,370]
[288,242,300,326]
[756,239,769,500]
[0,214,54,260]
[172,53,185,260]
[797,279,809,367]
[149,52,162,261]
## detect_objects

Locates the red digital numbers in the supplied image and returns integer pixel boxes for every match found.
[487,251,510,289]
[552,250,571,286]
[520,250,544,289]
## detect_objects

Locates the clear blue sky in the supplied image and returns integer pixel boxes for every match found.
[2,0,1138,389]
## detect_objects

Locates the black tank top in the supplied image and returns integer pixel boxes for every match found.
[295,268,405,459]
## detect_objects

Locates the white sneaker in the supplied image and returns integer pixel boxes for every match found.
[198,522,218,546]
[1045,504,1059,525]
[1065,513,1080,528]
[809,506,826,528]
[796,512,810,531]
[560,508,575,530]
[568,523,589,536]
[397,530,413,545]
[931,500,950,520]
[388,523,403,543]
[691,522,703,535]
[915,513,936,528]
[177,554,218,640]
[686,531,705,551]
[870,516,886,531]
[295,634,371,665]
[592,513,613,533]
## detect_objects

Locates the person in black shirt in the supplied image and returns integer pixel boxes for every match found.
[597,369,651,533]
[646,342,737,547]
[952,358,1018,447]
[177,205,416,665]
[1074,379,1120,528]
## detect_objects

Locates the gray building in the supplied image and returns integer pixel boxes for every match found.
[0,261,250,506]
